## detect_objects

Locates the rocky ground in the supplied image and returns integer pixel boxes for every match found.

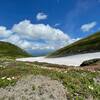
[0,75,67,100]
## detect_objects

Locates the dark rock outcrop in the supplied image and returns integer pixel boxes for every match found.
[80,58,100,67]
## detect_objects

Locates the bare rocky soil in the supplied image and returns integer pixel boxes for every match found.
[0,75,67,100]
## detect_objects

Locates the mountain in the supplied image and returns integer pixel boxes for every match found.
[47,32,100,58]
[27,49,54,57]
[0,41,31,57]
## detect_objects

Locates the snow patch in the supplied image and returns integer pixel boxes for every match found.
[16,52,100,66]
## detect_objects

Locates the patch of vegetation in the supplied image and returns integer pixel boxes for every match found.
[0,78,16,88]
[0,41,31,58]
[47,31,100,57]
[33,61,71,69]
[32,84,36,91]
[0,57,100,99]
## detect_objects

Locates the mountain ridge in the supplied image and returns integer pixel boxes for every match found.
[47,31,100,58]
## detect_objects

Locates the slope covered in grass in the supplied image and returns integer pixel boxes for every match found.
[0,41,31,57]
[47,32,100,57]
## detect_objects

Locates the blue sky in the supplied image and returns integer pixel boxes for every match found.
[0,0,100,54]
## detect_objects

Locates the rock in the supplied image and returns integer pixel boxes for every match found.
[80,58,100,67]
[0,75,67,100]
[93,76,100,85]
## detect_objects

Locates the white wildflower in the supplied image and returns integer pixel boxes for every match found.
[64,71,67,73]
[1,77,6,80]
[12,77,15,79]
[88,85,94,90]
[7,77,12,81]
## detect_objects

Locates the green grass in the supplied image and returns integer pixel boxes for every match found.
[32,84,36,91]
[0,78,16,88]
[0,41,31,58]
[0,57,100,99]
[47,31,100,57]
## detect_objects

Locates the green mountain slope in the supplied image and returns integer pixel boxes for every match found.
[47,32,100,58]
[0,41,31,57]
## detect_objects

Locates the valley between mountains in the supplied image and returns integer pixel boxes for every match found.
[0,32,100,100]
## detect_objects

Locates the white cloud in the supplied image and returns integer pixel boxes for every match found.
[0,20,78,51]
[81,21,97,32]
[0,26,12,38]
[12,20,69,43]
[54,23,60,27]
[11,20,72,50]
[32,43,55,50]
[4,34,63,50]
[68,38,81,44]
[36,12,47,21]
[3,34,32,49]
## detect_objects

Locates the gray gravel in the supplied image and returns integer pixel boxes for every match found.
[0,75,67,100]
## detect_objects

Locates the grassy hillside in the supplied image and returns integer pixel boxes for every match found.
[47,32,100,57]
[0,41,31,58]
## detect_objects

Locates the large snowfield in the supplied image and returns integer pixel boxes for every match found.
[16,52,100,66]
